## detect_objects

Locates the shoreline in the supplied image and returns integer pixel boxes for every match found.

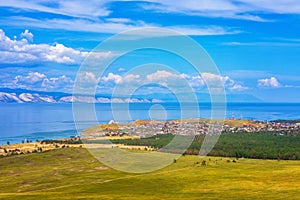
[0,136,153,157]
[1,118,300,158]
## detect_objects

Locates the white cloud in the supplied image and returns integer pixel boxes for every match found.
[106,18,134,23]
[101,73,140,84]
[123,74,141,83]
[201,72,248,91]
[137,0,300,21]
[44,43,88,64]
[102,73,123,84]
[75,72,100,91]
[138,0,267,21]
[228,84,248,91]
[20,29,33,41]
[0,0,110,19]
[3,17,147,34]
[14,72,46,85]
[11,71,74,91]
[237,0,300,14]
[100,70,248,92]
[146,70,185,82]
[2,0,300,32]
[2,17,238,36]
[42,75,73,89]
[258,77,281,88]
[223,41,300,47]
[118,68,126,72]
[0,29,89,65]
[169,26,241,36]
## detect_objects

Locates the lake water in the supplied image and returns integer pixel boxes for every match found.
[0,103,299,144]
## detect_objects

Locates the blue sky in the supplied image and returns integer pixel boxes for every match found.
[0,0,299,102]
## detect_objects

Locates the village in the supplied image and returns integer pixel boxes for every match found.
[83,119,300,138]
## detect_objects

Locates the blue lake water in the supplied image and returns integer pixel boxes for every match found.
[0,103,299,144]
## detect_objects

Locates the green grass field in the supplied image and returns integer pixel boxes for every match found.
[0,148,300,199]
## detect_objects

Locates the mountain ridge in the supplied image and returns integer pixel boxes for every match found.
[0,88,262,103]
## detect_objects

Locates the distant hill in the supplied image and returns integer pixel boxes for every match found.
[0,88,157,103]
[0,88,262,103]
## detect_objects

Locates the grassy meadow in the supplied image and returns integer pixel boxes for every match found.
[0,147,300,199]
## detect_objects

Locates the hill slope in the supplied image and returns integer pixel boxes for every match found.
[0,148,299,199]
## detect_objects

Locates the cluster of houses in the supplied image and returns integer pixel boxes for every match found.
[223,121,300,133]
[91,119,300,137]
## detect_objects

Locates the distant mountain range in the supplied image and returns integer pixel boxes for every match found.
[0,88,262,103]
[0,88,160,103]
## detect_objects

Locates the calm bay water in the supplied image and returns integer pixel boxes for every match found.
[0,103,299,144]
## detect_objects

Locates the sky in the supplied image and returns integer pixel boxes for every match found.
[0,0,299,102]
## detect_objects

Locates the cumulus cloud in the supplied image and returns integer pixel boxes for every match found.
[201,72,248,91]
[101,72,140,84]
[10,71,73,91]
[99,70,248,92]
[13,72,46,85]
[0,29,90,65]
[257,77,281,88]
[101,73,123,84]
[146,70,185,82]
[42,75,73,89]
[77,72,99,85]
[20,29,33,41]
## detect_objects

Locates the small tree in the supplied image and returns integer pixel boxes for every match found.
[38,147,43,152]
